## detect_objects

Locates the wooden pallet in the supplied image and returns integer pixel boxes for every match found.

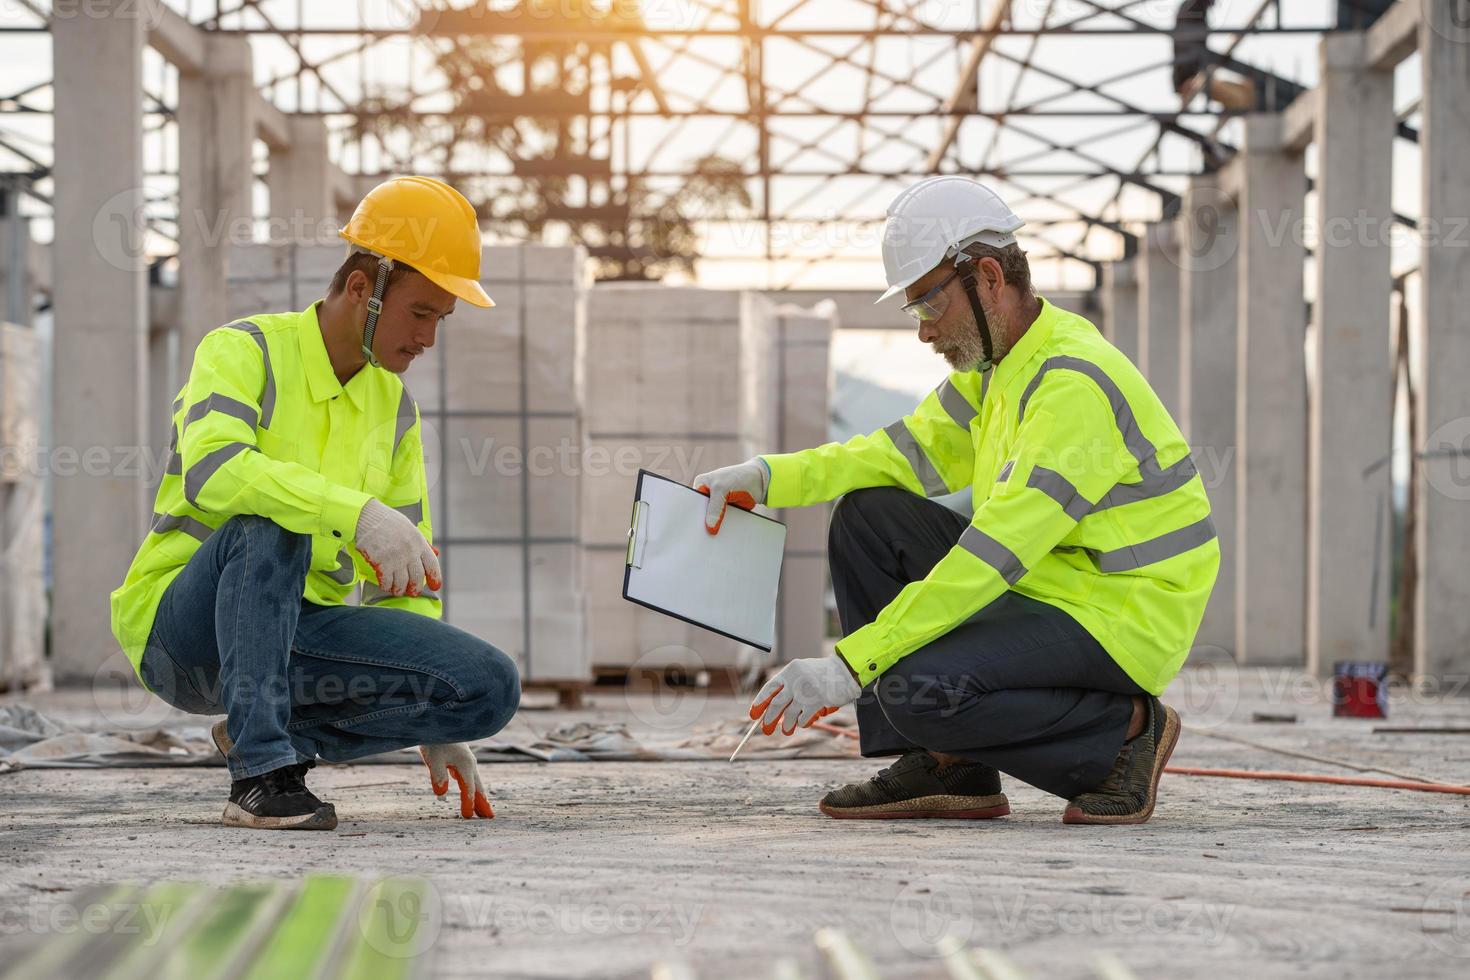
[521,679,591,709]
[592,665,749,696]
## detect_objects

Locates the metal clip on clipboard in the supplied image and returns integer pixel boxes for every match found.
[626,499,651,569]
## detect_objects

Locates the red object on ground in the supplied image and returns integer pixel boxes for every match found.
[1333,661,1388,718]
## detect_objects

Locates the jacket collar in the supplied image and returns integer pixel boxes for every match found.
[987,295,1057,397]
[300,302,366,409]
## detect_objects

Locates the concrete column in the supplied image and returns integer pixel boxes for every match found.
[267,116,341,243]
[1178,175,1239,657]
[50,2,148,681]
[1235,115,1308,666]
[1413,6,1470,683]
[1305,33,1394,676]
[1101,259,1139,364]
[177,35,255,361]
[1136,221,1182,419]
[0,181,32,326]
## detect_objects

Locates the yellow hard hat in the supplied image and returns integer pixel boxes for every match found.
[339,175,494,308]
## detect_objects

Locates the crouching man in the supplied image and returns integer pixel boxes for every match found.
[110,176,520,829]
[696,176,1218,826]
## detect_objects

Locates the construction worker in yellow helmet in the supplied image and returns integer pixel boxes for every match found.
[111,176,518,830]
[696,175,1218,826]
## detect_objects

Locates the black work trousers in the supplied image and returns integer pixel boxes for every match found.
[829,486,1145,798]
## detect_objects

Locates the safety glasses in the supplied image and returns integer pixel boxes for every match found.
[900,268,959,322]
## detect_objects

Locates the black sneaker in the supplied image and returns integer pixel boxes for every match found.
[223,763,337,831]
[819,749,1010,820]
[1063,697,1180,825]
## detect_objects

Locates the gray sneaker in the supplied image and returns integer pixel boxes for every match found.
[819,749,1010,820]
[1063,697,1180,825]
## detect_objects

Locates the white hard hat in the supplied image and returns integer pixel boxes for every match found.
[876,176,1024,303]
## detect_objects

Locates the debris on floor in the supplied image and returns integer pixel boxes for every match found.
[0,707,858,772]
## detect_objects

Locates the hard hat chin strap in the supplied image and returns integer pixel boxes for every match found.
[360,254,394,369]
[957,260,995,371]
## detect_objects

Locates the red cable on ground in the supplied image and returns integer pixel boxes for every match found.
[1160,766,1470,796]
[806,720,1470,796]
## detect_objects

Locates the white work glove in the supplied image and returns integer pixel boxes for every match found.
[692,458,770,535]
[419,743,494,818]
[750,657,862,736]
[355,498,441,597]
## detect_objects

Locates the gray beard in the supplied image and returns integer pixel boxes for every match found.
[939,310,1008,372]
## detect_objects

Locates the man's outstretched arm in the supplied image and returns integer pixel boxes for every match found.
[761,373,980,509]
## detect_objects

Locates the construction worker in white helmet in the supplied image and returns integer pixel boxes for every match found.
[696,175,1218,825]
[111,176,518,830]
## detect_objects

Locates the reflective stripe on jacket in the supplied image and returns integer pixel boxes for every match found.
[110,303,439,680]
[761,297,1218,694]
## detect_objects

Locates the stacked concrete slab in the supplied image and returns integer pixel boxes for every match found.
[224,241,343,322]
[760,300,835,665]
[0,323,46,689]
[225,243,594,686]
[409,244,591,685]
[580,285,780,673]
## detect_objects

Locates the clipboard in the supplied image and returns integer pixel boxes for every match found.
[622,468,787,651]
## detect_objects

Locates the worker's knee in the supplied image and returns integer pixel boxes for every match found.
[217,514,312,574]
[451,640,521,740]
[828,486,911,551]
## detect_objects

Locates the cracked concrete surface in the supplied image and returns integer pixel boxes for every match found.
[3,664,1470,978]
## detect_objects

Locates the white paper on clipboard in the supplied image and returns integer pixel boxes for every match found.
[622,469,787,651]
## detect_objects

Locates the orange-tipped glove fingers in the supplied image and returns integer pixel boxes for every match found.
[355,498,442,597]
[419,743,493,818]
[692,458,770,535]
[749,657,861,735]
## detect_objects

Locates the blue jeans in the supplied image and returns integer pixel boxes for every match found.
[139,515,521,779]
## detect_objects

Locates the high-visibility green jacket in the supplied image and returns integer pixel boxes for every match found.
[110,303,439,682]
[761,298,1217,694]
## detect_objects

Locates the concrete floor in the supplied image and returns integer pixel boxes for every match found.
[3,664,1470,978]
